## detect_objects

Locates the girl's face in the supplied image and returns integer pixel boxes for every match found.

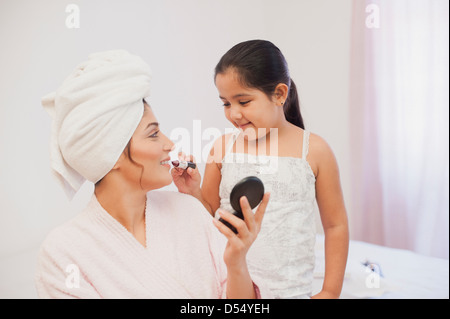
[116,104,174,191]
[215,69,281,140]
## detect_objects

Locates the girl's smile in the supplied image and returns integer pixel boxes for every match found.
[215,69,287,140]
[237,122,251,130]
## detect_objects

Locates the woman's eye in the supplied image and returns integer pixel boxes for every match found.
[149,130,159,138]
[222,102,230,107]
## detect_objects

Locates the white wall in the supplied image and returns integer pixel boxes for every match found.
[0,0,352,296]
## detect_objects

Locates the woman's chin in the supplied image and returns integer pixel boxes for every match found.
[142,173,173,192]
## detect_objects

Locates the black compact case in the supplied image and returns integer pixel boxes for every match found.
[218,176,264,234]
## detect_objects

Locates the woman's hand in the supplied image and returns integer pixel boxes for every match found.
[212,193,270,299]
[213,193,270,270]
[171,152,202,197]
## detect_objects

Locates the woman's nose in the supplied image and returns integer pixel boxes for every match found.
[162,133,175,151]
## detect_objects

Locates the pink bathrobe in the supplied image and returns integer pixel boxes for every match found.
[35,191,271,299]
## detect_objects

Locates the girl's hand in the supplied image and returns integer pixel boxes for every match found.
[171,152,202,197]
[213,193,270,270]
[311,290,339,299]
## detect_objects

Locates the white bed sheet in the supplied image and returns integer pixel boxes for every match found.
[1,236,448,299]
[313,235,449,298]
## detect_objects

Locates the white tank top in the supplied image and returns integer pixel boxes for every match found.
[218,130,316,298]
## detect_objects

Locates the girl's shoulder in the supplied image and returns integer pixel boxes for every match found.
[308,132,335,158]
[306,131,338,177]
[308,131,332,153]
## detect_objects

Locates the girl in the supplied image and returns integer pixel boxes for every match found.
[36,50,271,299]
[172,40,349,299]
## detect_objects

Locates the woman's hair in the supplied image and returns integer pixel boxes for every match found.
[215,40,304,129]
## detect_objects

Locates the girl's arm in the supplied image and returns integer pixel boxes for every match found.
[201,158,222,216]
[201,133,232,216]
[309,134,349,299]
[171,152,214,213]
[172,134,231,216]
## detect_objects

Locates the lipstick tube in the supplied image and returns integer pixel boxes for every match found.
[171,160,196,170]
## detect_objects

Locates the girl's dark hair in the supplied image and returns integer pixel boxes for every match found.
[215,40,304,129]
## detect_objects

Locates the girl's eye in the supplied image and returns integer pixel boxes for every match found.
[149,130,159,138]
[222,101,250,107]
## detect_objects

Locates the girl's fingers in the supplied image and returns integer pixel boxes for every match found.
[184,153,196,163]
[186,166,198,176]
[177,151,188,163]
[178,152,196,163]
[170,167,183,176]
[172,166,199,181]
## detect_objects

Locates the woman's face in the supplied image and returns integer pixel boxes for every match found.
[215,69,280,140]
[117,104,174,191]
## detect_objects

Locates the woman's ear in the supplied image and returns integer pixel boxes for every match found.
[273,83,289,106]
[113,139,132,170]
[112,151,126,170]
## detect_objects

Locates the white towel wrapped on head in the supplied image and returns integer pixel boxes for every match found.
[42,50,152,199]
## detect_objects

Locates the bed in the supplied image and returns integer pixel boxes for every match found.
[0,235,448,298]
[312,235,449,298]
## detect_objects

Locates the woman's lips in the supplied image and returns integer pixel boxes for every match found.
[160,159,171,168]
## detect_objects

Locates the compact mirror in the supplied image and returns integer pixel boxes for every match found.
[218,176,264,234]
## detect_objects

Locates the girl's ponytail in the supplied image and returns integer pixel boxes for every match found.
[284,79,304,129]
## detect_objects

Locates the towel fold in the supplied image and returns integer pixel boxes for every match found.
[42,50,152,199]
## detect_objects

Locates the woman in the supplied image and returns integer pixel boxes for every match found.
[35,50,271,298]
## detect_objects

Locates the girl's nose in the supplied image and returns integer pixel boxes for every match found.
[229,105,242,121]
